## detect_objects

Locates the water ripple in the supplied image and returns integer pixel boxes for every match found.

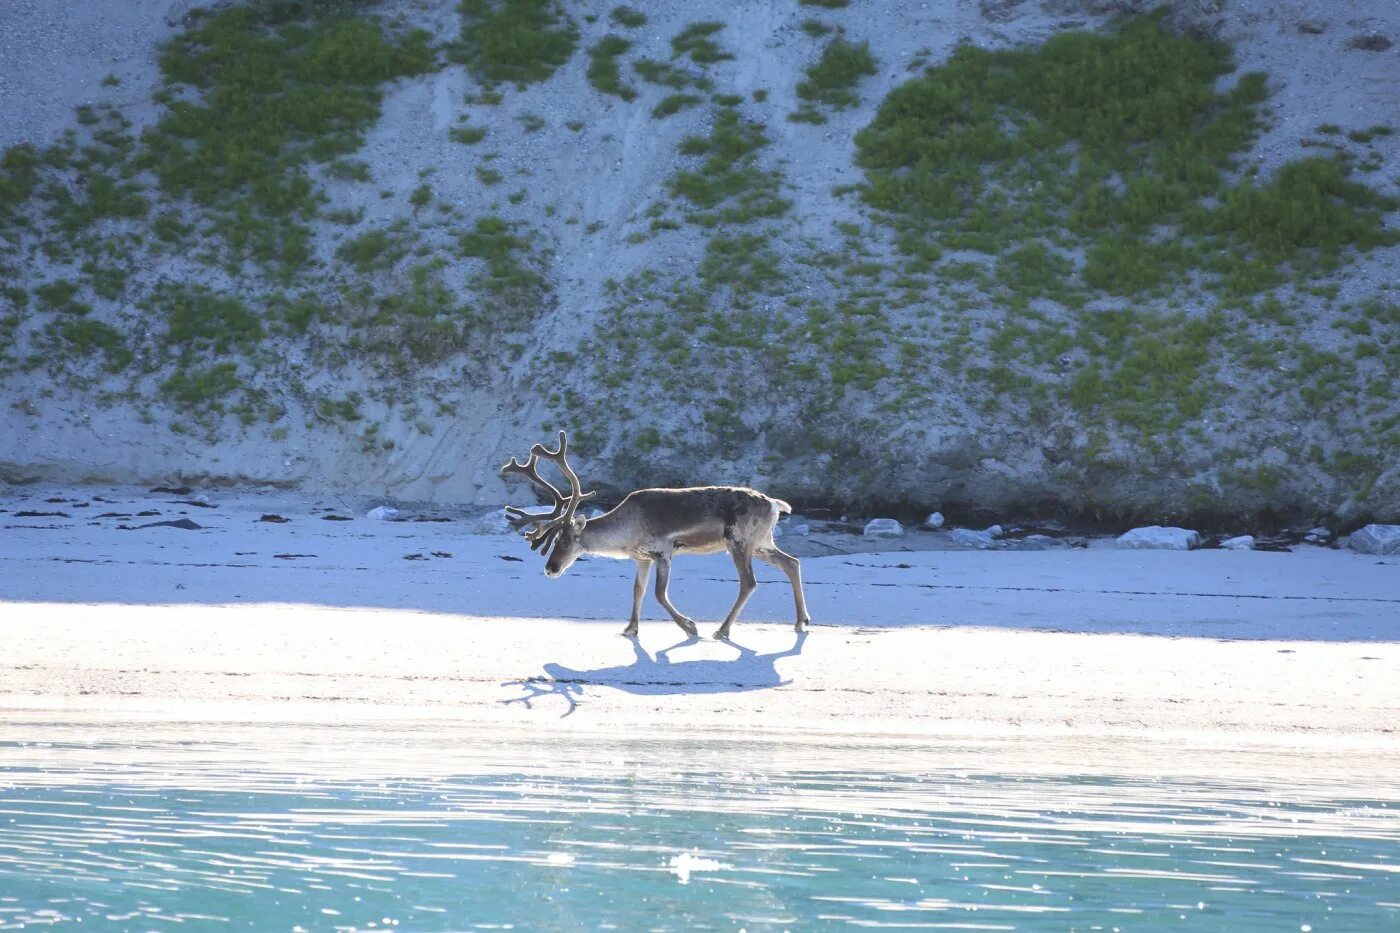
[0,725,1397,930]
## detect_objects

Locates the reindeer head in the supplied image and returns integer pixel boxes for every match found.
[499,430,594,578]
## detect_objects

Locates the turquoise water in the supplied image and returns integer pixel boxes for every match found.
[1,728,1398,930]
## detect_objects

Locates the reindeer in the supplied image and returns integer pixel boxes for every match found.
[499,431,811,640]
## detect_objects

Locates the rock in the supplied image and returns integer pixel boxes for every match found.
[922,511,945,530]
[367,505,400,521]
[1012,534,1058,551]
[136,518,203,531]
[1347,524,1400,556]
[985,524,1004,538]
[474,508,515,535]
[783,522,811,537]
[258,514,289,523]
[863,518,904,538]
[1116,526,1203,550]
[1303,526,1332,544]
[1221,535,1255,550]
[1296,19,1326,35]
[476,506,552,535]
[949,527,996,549]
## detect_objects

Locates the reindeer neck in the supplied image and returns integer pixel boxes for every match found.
[579,510,641,559]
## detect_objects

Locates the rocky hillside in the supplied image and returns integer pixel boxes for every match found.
[1,0,1397,528]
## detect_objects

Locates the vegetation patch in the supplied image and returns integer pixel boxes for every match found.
[855,11,1396,299]
[588,35,636,101]
[671,22,733,66]
[454,0,577,86]
[668,107,790,226]
[610,6,646,29]
[142,3,432,271]
[792,37,876,123]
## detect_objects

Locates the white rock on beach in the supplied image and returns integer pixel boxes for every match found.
[985,524,1004,538]
[366,505,400,521]
[863,518,904,538]
[1347,524,1400,555]
[948,527,996,549]
[1014,534,1060,551]
[1221,535,1256,550]
[476,506,555,535]
[781,521,811,537]
[473,509,515,535]
[1116,526,1203,550]
[922,512,945,529]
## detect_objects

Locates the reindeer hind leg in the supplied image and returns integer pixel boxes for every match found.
[756,545,811,632]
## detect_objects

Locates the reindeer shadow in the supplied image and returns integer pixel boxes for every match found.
[501,631,808,717]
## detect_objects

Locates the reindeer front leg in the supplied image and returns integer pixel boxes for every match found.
[653,554,698,638]
[623,558,652,637]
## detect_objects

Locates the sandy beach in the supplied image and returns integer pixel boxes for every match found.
[3,483,1397,757]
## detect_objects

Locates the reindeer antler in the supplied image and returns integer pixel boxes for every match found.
[499,430,595,551]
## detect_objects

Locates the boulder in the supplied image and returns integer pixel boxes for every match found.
[473,509,514,535]
[1221,535,1255,550]
[922,511,945,530]
[366,505,400,521]
[1012,534,1058,551]
[1304,526,1332,544]
[948,527,996,549]
[1347,524,1400,556]
[863,518,904,538]
[475,506,553,535]
[1116,526,1202,550]
[985,524,1004,538]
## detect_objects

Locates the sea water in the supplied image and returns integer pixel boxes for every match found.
[0,723,1396,931]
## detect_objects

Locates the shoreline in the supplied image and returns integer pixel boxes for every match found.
[3,483,1398,755]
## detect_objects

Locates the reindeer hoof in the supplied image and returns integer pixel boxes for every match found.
[795,618,811,632]
[676,618,698,637]
[622,627,638,638]
[713,628,731,641]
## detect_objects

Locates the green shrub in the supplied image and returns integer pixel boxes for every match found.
[449,125,488,145]
[150,284,263,353]
[652,93,702,118]
[454,0,578,86]
[668,107,790,225]
[337,227,409,274]
[142,5,432,271]
[161,362,245,410]
[610,6,646,28]
[588,35,636,100]
[35,280,91,315]
[797,38,876,109]
[854,11,1393,300]
[52,318,133,372]
[671,22,732,65]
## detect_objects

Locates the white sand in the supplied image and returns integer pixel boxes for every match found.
[3,484,1398,761]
